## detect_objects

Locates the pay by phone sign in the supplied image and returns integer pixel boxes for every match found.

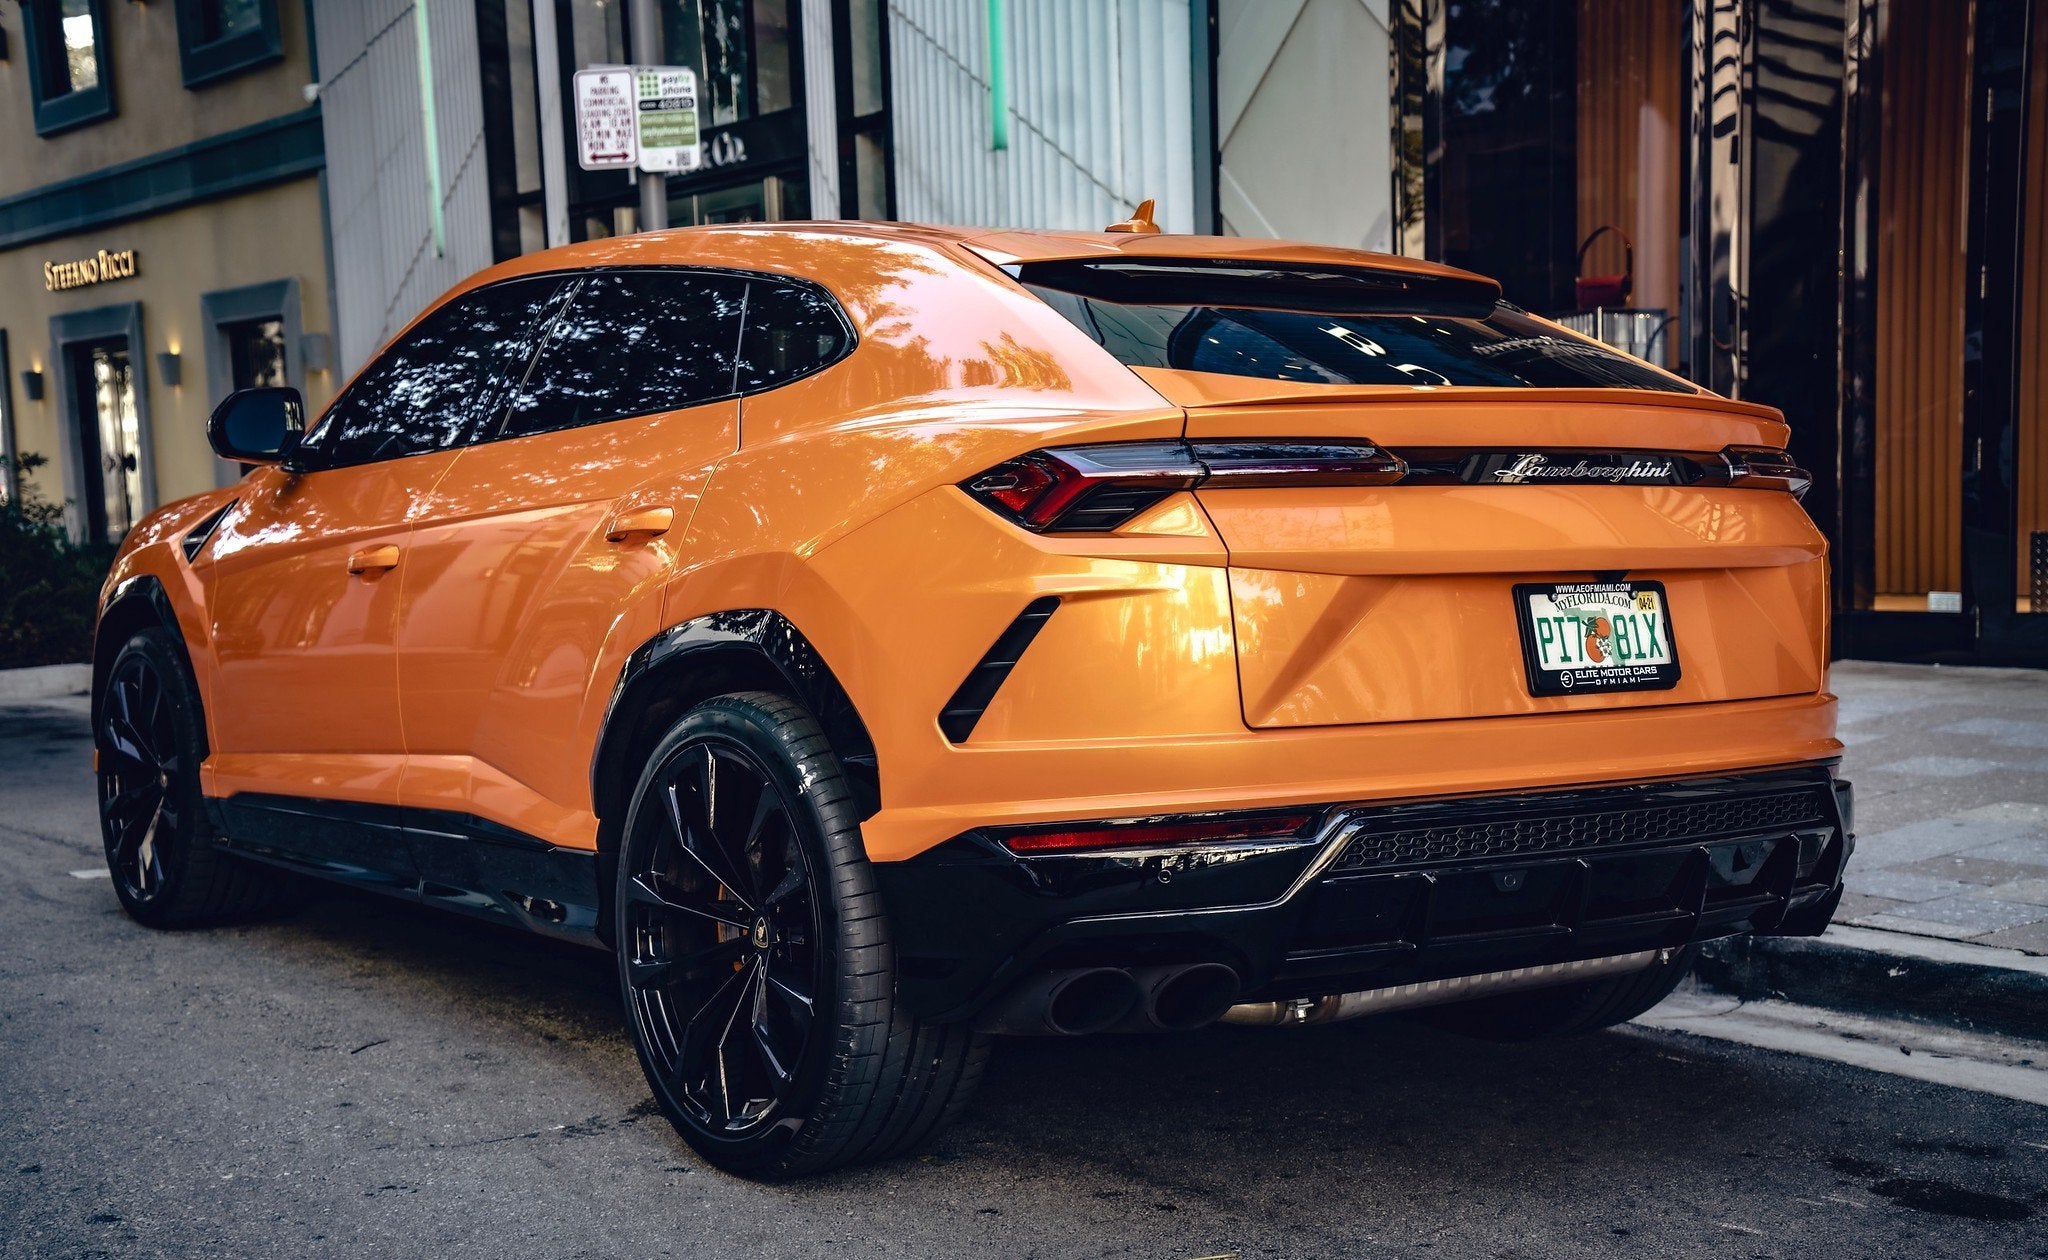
[635,67,701,173]
[574,68,638,170]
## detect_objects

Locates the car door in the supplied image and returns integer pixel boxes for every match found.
[198,277,568,869]
[393,268,761,849]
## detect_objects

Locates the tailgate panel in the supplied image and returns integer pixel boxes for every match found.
[1182,395,1828,730]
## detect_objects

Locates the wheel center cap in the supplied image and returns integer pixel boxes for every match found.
[751,917,771,949]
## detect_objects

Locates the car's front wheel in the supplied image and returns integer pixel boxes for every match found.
[615,691,988,1179]
[97,626,297,927]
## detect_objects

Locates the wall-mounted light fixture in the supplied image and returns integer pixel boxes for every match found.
[0,26,11,62]
[156,350,182,388]
[300,332,333,374]
[20,370,43,402]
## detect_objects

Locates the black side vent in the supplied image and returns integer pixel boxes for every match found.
[938,597,1060,743]
[181,500,235,562]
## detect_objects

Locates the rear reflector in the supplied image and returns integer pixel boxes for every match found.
[963,439,1403,533]
[999,810,1319,855]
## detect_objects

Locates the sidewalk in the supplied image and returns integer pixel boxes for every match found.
[1831,660,2048,954]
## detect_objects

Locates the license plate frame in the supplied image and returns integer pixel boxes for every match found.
[1512,580,1681,697]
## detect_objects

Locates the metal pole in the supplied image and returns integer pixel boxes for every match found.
[414,0,445,257]
[533,0,571,247]
[631,0,667,231]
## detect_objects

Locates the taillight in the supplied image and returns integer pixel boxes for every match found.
[1721,446,1812,498]
[997,809,1319,855]
[962,439,1405,532]
[962,441,1201,532]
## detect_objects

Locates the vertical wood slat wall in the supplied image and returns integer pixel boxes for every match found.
[1575,0,1681,366]
[2020,0,2048,604]
[1874,0,1969,600]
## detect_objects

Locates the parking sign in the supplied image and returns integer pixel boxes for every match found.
[574,68,638,170]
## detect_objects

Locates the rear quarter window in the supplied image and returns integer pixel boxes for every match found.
[735,279,852,392]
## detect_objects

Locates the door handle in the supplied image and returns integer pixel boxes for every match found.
[347,544,401,574]
[605,504,674,542]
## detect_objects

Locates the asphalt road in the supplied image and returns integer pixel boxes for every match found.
[3,700,2046,1259]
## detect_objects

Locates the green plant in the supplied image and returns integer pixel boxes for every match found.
[0,452,116,668]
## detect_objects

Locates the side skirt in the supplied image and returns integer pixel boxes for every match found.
[206,793,606,949]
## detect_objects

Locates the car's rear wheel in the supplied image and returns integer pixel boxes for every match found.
[615,691,989,1179]
[97,627,296,928]
[1417,946,1698,1041]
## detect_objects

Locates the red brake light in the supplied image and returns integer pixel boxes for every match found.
[999,811,1318,855]
[962,439,1404,532]
[964,441,1202,532]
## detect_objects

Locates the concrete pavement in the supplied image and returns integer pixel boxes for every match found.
[5,664,2048,1254]
[1830,661,2048,953]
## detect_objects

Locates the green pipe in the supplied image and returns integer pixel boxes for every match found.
[987,0,1008,151]
[415,0,445,257]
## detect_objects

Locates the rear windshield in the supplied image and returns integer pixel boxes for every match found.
[1017,260,1692,394]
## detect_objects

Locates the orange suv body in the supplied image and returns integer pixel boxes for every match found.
[94,223,1849,1177]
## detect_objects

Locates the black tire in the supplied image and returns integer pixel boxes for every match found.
[96,626,298,928]
[614,690,990,1179]
[1416,946,1698,1041]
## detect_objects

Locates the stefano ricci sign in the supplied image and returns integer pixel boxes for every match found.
[44,247,139,292]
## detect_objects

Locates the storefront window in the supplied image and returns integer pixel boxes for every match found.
[2019,0,2048,614]
[1867,0,1969,614]
[1432,1,1679,364]
[174,0,282,86]
[663,0,798,125]
[23,0,115,133]
[197,0,263,42]
[225,317,289,390]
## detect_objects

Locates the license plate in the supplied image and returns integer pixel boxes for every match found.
[1513,580,1680,696]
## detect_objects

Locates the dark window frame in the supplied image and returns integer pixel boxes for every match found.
[173,0,284,88]
[200,278,302,486]
[302,275,578,472]
[22,0,117,137]
[475,264,857,446]
[302,266,855,469]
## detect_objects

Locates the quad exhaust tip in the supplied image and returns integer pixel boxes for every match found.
[977,963,1243,1036]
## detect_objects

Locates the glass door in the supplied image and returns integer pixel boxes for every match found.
[2013,0,2047,620]
[67,337,141,543]
[1970,0,2048,660]
[1831,0,1976,658]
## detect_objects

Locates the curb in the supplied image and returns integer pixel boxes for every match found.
[1698,924,2048,1044]
[0,663,90,703]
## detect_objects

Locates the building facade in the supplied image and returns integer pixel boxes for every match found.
[0,0,338,544]
[3,0,2037,668]
[1365,0,2047,665]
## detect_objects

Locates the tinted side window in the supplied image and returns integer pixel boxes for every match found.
[736,280,850,391]
[500,271,748,439]
[313,277,567,466]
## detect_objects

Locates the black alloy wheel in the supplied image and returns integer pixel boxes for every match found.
[99,647,181,904]
[96,626,295,927]
[622,737,824,1136]
[616,691,991,1179]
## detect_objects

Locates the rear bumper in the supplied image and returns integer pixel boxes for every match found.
[874,763,1853,1023]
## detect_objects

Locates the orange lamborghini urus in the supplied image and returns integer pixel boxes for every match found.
[94,222,1850,1178]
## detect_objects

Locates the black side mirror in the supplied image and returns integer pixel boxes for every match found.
[208,386,305,467]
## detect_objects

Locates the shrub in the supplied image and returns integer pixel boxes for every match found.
[0,453,116,668]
